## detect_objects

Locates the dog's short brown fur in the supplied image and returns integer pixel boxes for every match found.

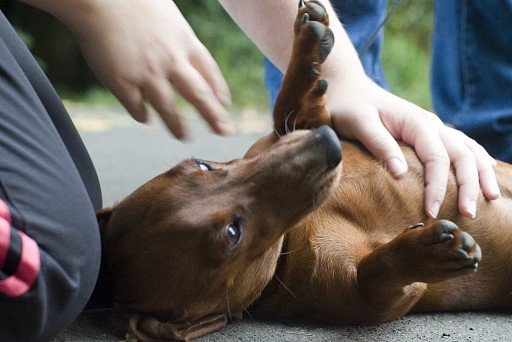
[98,1,512,340]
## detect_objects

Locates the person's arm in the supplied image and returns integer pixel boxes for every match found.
[219,0,500,218]
[18,0,235,139]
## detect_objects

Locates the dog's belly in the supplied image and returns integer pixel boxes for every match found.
[254,142,512,322]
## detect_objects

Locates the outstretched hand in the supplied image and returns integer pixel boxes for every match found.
[62,0,235,139]
[327,74,500,219]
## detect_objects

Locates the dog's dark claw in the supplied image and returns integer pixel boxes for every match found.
[306,0,327,11]
[440,233,454,242]
[301,12,310,24]
[305,1,327,21]
[310,62,320,77]
[311,79,328,95]
[464,264,478,271]
[456,249,470,260]
[438,220,458,233]
[298,0,304,8]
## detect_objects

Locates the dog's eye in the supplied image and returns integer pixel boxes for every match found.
[226,221,242,247]
[197,161,212,171]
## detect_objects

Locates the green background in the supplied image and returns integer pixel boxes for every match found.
[1,0,434,111]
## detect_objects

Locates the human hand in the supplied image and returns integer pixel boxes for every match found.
[61,0,234,139]
[327,74,500,219]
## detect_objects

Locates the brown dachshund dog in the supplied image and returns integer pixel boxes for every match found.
[97,1,512,340]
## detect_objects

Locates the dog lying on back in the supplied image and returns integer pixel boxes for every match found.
[97,1,512,340]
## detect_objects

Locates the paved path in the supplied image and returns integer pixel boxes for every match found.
[52,105,511,341]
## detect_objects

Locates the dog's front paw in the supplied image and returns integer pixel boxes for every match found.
[426,219,482,270]
[401,219,482,283]
[295,0,334,64]
[273,0,335,134]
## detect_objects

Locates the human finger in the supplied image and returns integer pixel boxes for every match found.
[399,112,450,219]
[168,61,234,135]
[143,77,185,139]
[112,82,149,123]
[189,45,232,106]
[448,128,500,200]
[335,109,408,177]
[439,129,479,218]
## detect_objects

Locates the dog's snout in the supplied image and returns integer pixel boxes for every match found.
[312,126,342,169]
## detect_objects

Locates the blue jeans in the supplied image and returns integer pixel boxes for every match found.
[265,0,512,162]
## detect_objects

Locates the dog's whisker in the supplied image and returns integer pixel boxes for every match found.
[272,120,282,138]
[226,286,232,320]
[239,301,254,320]
[292,110,301,132]
[274,274,296,298]
[284,109,295,134]
[280,248,300,256]
[155,155,172,167]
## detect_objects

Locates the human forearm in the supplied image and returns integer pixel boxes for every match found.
[17,0,97,33]
[219,0,365,80]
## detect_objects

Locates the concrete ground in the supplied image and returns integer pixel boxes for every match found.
[53,105,511,341]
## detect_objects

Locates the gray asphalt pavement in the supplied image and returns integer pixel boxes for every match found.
[52,106,511,341]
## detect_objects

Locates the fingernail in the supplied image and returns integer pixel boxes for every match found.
[467,200,476,219]
[173,129,186,141]
[217,120,236,135]
[429,201,440,219]
[387,158,407,177]
[492,183,501,198]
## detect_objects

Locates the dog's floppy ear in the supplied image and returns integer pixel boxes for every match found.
[124,312,228,342]
[96,207,114,235]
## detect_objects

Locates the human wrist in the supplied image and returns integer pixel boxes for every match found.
[17,0,99,37]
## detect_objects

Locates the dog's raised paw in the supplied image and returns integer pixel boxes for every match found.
[295,0,334,63]
[272,0,334,134]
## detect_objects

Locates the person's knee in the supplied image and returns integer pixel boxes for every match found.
[37,205,102,341]
[0,203,101,341]
[43,206,102,339]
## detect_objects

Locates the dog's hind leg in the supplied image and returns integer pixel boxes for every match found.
[273,1,334,135]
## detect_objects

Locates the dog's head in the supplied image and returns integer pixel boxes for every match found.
[98,1,337,339]
[99,126,341,340]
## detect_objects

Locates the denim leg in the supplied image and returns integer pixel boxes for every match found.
[432,0,512,162]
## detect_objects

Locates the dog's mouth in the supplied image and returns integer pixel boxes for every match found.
[250,125,342,215]
[299,125,342,205]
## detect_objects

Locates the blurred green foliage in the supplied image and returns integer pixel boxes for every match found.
[6,1,434,111]
[383,0,434,110]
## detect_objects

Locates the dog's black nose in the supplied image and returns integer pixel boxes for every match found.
[312,126,342,169]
